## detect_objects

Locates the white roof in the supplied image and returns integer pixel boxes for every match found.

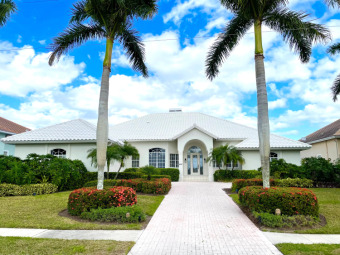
[2,119,99,144]
[2,113,310,149]
[109,112,310,150]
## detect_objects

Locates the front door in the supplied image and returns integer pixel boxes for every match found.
[190,153,200,175]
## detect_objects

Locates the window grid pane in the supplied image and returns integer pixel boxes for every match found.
[170,154,179,168]
[132,155,139,168]
[149,148,165,168]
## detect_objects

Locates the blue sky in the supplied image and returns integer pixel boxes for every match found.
[0,0,339,140]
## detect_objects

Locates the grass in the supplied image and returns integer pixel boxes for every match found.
[229,188,340,234]
[276,243,340,255]
[0,191,164,230]
[0,237,134,255]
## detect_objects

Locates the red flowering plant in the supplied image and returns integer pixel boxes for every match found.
[68,186,137,216]
[115,178,171,194]
[231,178,276,192]
[238,186,319,217]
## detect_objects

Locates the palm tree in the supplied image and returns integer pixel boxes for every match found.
[113,141,139,180]
[0,0,17,27]
[327,43,340,101]
[207,144,244,170]
[87,143,121,179]
[48,0,157,189]
[206,0,330,188]
[229,147,245,170]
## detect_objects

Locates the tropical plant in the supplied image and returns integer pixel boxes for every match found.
[207,144,244,170]
[48,0,157,190]
[205,0,330,187]
[0,0,16,27]
[87,143,121,179]
[327,43,340,101]
[113,141,139,179]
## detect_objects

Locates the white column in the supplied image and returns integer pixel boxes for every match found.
[178,150,184,182]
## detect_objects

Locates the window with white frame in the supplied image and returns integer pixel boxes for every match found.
[3,150,9,156]
[51,148,66,158]
[270,152,278,162]
[149,148,165,168]
[132,155,139,167]
[170,154,179,168]
[213,160,217,167]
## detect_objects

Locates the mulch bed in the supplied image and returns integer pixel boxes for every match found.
[223,188,327,233]
[58,209,151,229]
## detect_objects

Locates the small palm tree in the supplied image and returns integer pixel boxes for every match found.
[48,0,157,189]
[327,43,340,101]
[207,144,244,170]
[113,141,139,179]
[206,0,330,188]
[228,147,245,170]
[0,0,17,27]
[87,143,120,179]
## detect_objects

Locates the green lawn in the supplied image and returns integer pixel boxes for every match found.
[0,192,164,230]
[229,188,340,234]
[276,243,340,255]
[0,237,134,255]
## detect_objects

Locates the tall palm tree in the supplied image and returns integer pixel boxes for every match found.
[206,0,330,188]
[327,43,340,101]
[0,0,17,27]
[48,0,157,189]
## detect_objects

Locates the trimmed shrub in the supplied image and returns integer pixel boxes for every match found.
[80,205,146,223]
[276,178,313,188]
[85,172,144,182]
[214,170,260,182]
[301,157,338,182]
[149,175,171,180]
[239,186,319,216]
[115,178,171,194]
[159,168,180,182]
[231,178,276,192]
[124,168,139,173]
[0,183,58,197]
[68,186,137,216]
[267,159,302,179]
[83,180,117,187]
[253,211,319,228]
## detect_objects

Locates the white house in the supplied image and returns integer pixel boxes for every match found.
[1,111,311,182]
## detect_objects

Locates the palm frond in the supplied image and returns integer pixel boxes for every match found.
[70,0,90,24]
[129,0,158,20]
[264,8,330,63]
[331,73,340,102]
[205,13,252,80]
[327,42,340,55]
[118,25,148,77]
[48,23,106,66]
[324,0,340,8]
[0,0,17,27]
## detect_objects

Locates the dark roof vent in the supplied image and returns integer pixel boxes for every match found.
[169,108,182,113]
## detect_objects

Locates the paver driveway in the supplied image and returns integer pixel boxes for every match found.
[129,182,282,255]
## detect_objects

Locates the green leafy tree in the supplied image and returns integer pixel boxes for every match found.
[48,0,157,190]
[0,0,16,27]
[205,0,330,187]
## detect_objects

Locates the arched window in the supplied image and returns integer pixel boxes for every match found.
[51,148,66,158]
[270,152,278,162]
[149,148,165,168]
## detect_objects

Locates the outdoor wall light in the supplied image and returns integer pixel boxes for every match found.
[184,158,186,162]
[204,158,206,163]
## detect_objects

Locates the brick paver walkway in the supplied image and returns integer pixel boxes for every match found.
[129,182,281,255]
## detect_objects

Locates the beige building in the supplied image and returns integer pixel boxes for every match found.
[300,119,340,162]
[2,111,311,182]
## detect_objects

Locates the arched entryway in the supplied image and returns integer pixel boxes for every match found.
[187,146,203,176]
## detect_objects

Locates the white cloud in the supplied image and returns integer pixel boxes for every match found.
[38,40,46,45]
[0,42,85,97]
[17,35,22,43]
[268,98,287,110]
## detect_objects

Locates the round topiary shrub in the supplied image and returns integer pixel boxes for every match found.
[239,186,319,216]
[68,186,137,216]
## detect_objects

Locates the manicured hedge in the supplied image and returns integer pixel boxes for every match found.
[214,170,260,182]
[85,172,144,182]
[239,186,319,216]
[159,168,180,182]
[276,178,313,188]
[80,205,146,223]
[0,183,58,197]
[231,178,276,192]
[83,178,171,195]
[68,186,137,216]
[143,175,171,180]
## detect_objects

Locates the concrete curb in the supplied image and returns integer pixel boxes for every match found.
[263,232,340,244]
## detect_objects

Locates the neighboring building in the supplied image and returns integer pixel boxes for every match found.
[0,117,31,156]
[300,119,340,162]
[2,111,310,181]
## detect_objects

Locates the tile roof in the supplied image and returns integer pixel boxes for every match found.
[300,119,340,144]
[2,119,100,143]
[0,117,31,135]
[2,112,310,149]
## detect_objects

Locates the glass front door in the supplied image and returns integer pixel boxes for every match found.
[189,153,200,175]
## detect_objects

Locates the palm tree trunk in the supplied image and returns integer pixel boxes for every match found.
[254,21,270,188]
[96,38,113,190]
[114,162,123,180]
